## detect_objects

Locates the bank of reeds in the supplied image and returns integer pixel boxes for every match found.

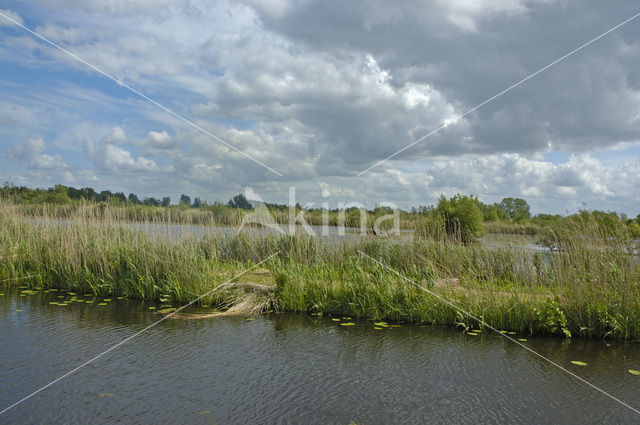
[1,201,639,339]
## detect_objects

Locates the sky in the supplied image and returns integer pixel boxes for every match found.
[1,0,639,215]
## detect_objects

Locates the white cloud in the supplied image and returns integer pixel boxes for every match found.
[101,126,127,144]
[85,140,166,173]
[140,130,175,150]
[0,9,24,26]
[6,137,69,170]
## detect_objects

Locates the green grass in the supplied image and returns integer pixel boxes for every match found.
[1,201,639,339]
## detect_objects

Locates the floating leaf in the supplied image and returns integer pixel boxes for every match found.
[390,325,401,328]
[98,302,107,306]
[68,292,77,296]
[0,293,4,296]
[157,308,177,314]
[116,297,124,300]
[84,294,93,297]
[103,299,112,302]
[472,329,482,333]
[518,338,527,342]
[99,393,114,397]
[16,309,23,312]
[628,369,640,375]
[245,318,255,321]
[340,322,355,326]
[373,322,388,327]
[571,361,587,366]
[374,327,383,330]
[507,332,516,335]
[332,318,341,321]
[148,306,156,310]
[467,332,478,336]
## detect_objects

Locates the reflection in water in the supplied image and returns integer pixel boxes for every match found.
[1,289,639,424]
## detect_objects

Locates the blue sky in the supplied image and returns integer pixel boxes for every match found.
[1,1,640,215]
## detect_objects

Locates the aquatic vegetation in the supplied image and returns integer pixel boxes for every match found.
[570,361,587,366]
[628,369,640,375]
[1,201,640,339]
[340,322,355,326]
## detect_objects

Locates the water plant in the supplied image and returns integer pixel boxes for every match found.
[1,200,639,339]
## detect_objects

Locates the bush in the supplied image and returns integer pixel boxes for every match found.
[436,194,484,242]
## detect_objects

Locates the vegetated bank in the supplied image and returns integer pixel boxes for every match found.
[1,200,639,340]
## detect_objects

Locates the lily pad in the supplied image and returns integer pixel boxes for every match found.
[518,338,527,342]
[331,318,340,321]
[373,322,388,327]
[103,298,112,302]
[16,309,23,312]
[628,369,640,375]
[340,322,355,326]
[507,331,517,335]
[148,306,156,310]
[374,327,383,330]
[98,302,107,306]
[571,361,587,366]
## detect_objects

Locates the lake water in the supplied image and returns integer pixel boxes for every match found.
[1,288,640,424]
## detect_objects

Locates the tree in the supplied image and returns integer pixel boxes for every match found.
[498,197,531,222]
[436,194,484,242]
[179,194,191,206]
[128,193,141,204]
[143,197,160,206]
[44,184,71,204]
[478,202,499,222]
[227,193,253,210]
[192,197,202,208]
[161,197,171,207]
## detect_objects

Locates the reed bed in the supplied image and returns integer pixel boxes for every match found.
[1,201,639,339]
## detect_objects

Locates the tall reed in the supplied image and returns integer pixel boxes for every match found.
[1,201,639,339]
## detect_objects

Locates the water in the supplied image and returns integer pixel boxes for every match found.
[2,289,640,424]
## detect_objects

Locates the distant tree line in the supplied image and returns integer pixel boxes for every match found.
[2,182,639,241]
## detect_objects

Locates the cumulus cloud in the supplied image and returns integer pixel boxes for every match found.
[1,0,640,213]
[6,137,69,170]
[101,126,127,144]
[84,139,166,173]
[139,130,176,150]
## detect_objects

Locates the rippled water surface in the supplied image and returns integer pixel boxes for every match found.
[1,289,640,424]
